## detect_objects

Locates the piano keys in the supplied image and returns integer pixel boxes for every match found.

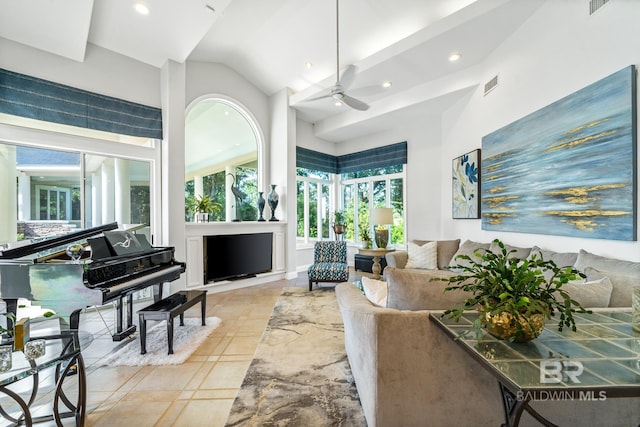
[0,222,186,341]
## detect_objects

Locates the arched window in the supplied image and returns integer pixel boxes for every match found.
[184,97,263,222]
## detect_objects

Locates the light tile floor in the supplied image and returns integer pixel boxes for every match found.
[0,269,368,426]
[80,269,367,426]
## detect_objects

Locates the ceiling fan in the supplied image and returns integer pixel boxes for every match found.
[305,0,370,111]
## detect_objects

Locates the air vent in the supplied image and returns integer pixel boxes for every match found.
[589,0,611,15]
[484,75,498,96]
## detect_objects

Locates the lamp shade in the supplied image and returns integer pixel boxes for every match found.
[370,207,393,225]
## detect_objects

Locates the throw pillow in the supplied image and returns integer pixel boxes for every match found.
[584,267,635,307]
[574,249,640,276]
[405,241,438,270]
[448,240,490,272]
[559,276,613,308]
[436,239,461,269]
[528,246,578,267]
[361,276,388,307]
[489,241,531,260]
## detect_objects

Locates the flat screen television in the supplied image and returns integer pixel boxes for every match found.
[204,233,272,282]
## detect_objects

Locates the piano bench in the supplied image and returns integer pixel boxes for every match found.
[137,290,207,355]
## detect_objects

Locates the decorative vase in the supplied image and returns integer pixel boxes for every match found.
[257,191,266,222]
[194,212,209,223]
[374,226,389,249]
[268,184,279,222]
[483,311,545,343]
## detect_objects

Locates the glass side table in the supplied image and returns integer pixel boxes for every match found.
[0,330,92,426]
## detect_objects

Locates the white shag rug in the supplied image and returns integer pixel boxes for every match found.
[102,316,222,366]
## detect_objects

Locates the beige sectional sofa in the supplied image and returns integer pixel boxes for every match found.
[335,238,640,427]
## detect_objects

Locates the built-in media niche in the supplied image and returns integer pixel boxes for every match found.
[203,233,273,282]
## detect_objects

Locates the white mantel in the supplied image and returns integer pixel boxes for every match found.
[184,221,287,293]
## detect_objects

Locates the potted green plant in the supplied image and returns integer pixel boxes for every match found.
[360,226,372,249]
[332,210,346,237]
[191,195,217,223]
[440,239,590,342]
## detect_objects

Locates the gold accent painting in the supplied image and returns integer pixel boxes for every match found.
[481,66,636,240]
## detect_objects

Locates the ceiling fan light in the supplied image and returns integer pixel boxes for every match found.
[133,2,150,15]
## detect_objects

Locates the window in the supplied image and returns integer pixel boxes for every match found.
[295,144,406,248]
[0,142,154,243]
[341,166,405,247]
[296,168,331,242]
[184,98,263,222]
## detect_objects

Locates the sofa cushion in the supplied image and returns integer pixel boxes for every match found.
[528,246,578,268]
[361,276,388,307]
[436,239,461,269]
[405,241,438,269]
[584,267,635,307]
[385,267,472,310]
[448,240,490,271]
[489,241,531,260]
[574,249,640,276]
[411,239,461,269]
[559,276,613,308]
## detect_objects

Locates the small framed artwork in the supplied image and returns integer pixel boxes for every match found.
[452,149,480,219]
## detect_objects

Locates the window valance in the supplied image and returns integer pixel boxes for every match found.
[296,141,407,174]
[296,146,339,174]
[0,68,163,139]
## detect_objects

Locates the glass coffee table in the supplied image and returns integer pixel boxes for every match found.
[430,309,640,427]
[0,330,92,426]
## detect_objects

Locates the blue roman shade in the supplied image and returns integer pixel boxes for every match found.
[296,146,339,174]
[296,141,407,174]
[0,68,163,139]
[337,141,407,173]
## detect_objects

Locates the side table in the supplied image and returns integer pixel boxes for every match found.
[0,330,91,426]
[357,248,394,279]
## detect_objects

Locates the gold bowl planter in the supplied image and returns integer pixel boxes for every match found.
[484,311,545,343]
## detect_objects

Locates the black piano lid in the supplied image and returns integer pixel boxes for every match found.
[0,222,119,261]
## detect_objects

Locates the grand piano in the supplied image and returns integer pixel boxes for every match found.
[0,222,186,340]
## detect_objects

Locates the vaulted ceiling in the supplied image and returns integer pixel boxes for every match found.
[0,0,545,142]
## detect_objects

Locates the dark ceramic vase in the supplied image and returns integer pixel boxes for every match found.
[257,191,266,221]
[268,185,279,221]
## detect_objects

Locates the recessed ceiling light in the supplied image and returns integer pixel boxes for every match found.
[335,101,343,107]
[382,81,392,88]
[449,52,462,62]
[305,62,313,69]
[133,2,150,15]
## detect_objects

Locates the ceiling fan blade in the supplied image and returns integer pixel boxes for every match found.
[341,94,369,111]
[304,88,333,102]
[339,64,357,89]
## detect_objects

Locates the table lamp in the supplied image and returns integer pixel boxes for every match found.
[370,207,393,249]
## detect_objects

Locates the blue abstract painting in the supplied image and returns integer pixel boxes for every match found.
[481,66,637,240]
[453,149,480,218]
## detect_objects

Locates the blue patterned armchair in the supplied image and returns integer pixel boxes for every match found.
[308,241,349,291]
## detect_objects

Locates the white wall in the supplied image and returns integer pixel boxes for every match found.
[0,39,161,107]
[440,0,640,260]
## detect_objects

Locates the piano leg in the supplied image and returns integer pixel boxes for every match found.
[153,283,165,303]
[112,295,136,342]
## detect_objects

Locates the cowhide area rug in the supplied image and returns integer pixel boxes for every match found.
[225,287,366,427]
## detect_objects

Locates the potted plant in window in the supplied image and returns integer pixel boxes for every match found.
[332,210,346,239]
[440,239,590,342]
[191,195,217,223]
[360,226,372,249]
